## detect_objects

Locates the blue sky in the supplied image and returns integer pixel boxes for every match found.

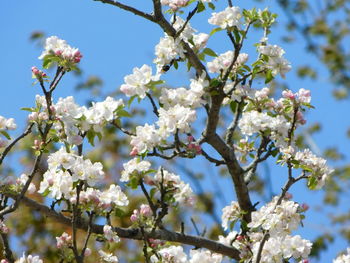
[1,0,350,261]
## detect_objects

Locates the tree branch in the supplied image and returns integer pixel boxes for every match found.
[94,0,155,22]
[4,194,241,260]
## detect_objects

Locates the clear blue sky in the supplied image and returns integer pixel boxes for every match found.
[1,0,349,261]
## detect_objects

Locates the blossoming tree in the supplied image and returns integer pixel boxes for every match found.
[0,0,348,262]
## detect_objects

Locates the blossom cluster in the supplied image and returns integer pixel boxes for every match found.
[39,36,82,65]
[129,73,208,155]
[207,51,248,74]
[208,6,242,29]
[153,18,209,73]
[294,149,334,189]
[15,254,43,263]
[257,43,291,78]
[334,248,350,263]
[32,95,124,145]
[0,115,16,148]
[121,158,194,205]
[38,147,128,212]
[150,245,222,263]
[218,197,312,262]
[120,64,158,99]
[221,201,242,230]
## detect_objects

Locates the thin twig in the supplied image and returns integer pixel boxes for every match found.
[0,123,34,166]
[94,0,155,22]
[146,92,159,117]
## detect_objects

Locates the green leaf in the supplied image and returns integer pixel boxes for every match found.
[265,69,274,84]
[208,2,215,10]
[230,101,237,113]
[210,78,221,88]
[307,176,318,190]
[150,187,157,199]
[114,207,125,217]
[21,107,35,112]
[203,48,218,57]
[128,95,137,108]
[173,60,178,69]
[233,29,241,43]
[87,130,95,146]
[300,164,313,172]
[128,176,139,190]
[41,188,50,197]
[197,1,205,13]
[0,130,11,140]
[149,80,165,86]
[209,27,222,36]
[117,109,132,118]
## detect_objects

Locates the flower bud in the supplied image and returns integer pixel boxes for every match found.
[84,248,92,257]
[140,204,152,217]
[130,147,138,156]
[301,203,309,211]
[130,209,139,222]
[282,90,295,100]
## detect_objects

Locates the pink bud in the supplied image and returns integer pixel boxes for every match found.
[130,147,138,156]
[28,183,36,194]
[130,214,138,222]
[187,135,194,143]
[28,112,39,121]
[34,140,40,148]
[236,235,244,241]
[84,248,92,257]
[1,259,9,263]
[130,209,139,222]
[71,135,83,145]
[194,144,202,155]
[55,50,62,56]
[73,50,82,63]
[31,66,40,75]
[301,203,309,211]
[140,204,152,217]
[284,192,293,199]
[282,90,295,100]
[302,260,309,263]
[296,111,306,125]
[50,105,56,114]
[144,176,155,186]
[0,139,8,148]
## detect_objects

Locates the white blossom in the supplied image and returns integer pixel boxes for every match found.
[103,225,120,243]
[248,197,301,236]
[39,36,82,63]
[99,250,119,263]
[16,253,43,263]
[154,36,185,72]
[221,201,241,230]
[161,0,189,11]
[120,65,156,99]
[334,248,350,263]
[208,6,242,29]
[295,149,333,189]
[207,51,248,73]
[100,184,129,207]
[157,105,196,134]
[189,249,222,263]
[121,158,151,182]
[150,246,187,263]
[130,124,164,154]
[238,110,290,147]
